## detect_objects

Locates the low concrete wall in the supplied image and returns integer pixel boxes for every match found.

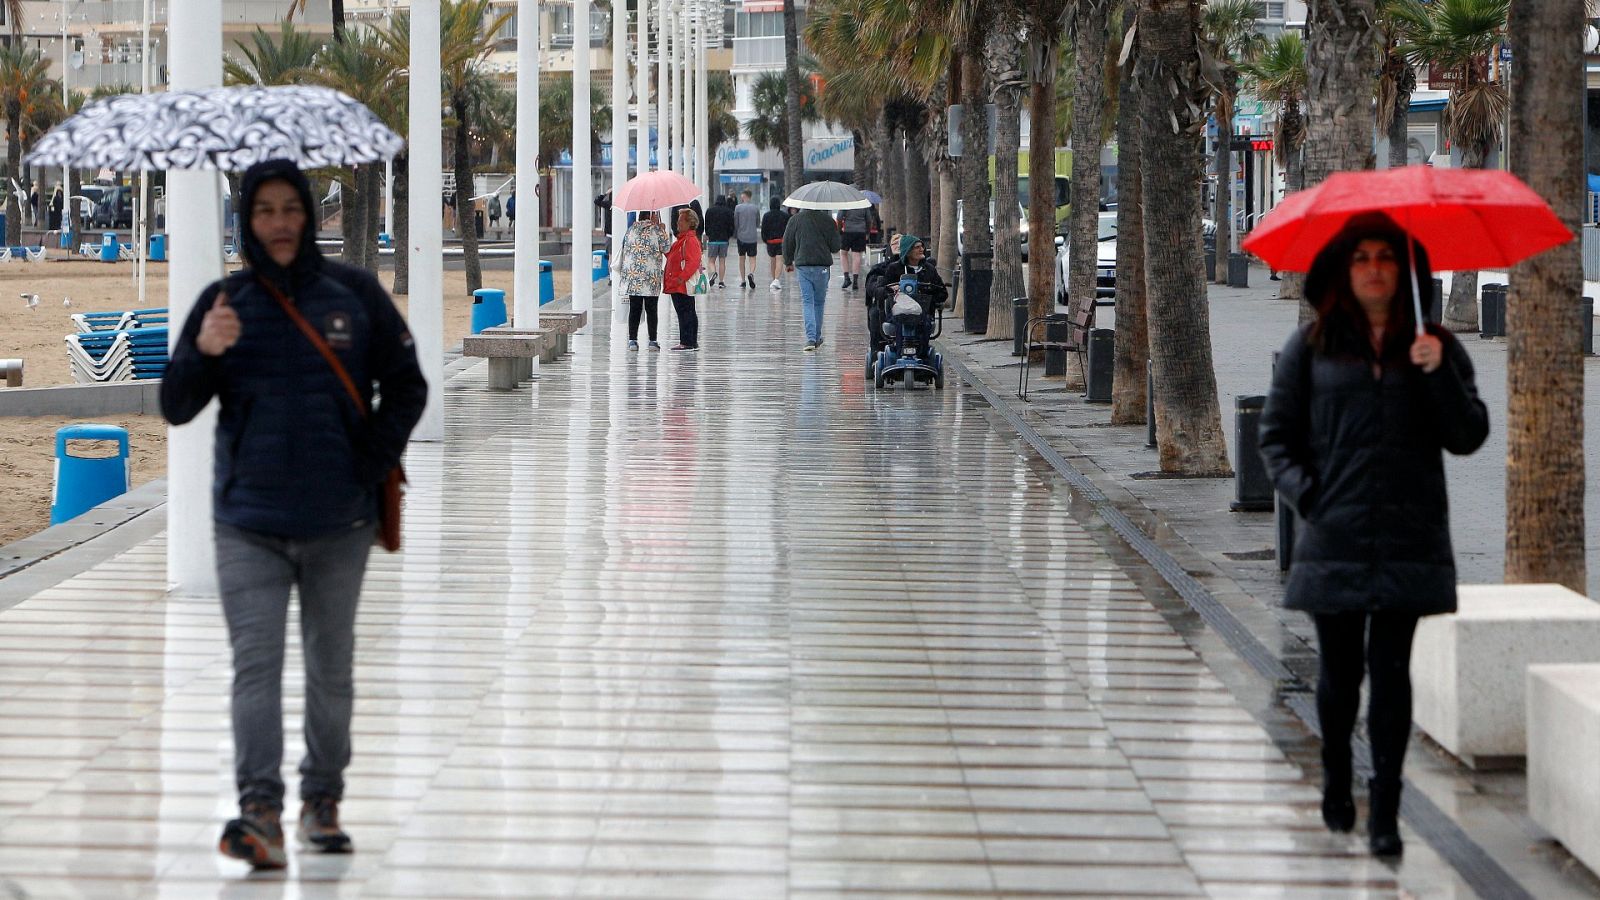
[0,380,162,417]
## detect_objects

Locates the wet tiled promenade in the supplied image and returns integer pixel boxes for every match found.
[0,286,1405,897]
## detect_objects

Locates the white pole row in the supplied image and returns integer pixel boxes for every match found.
[610,0,626,295]
[409,0,445,442]
[513,0,540,331]
[571,0,593,315]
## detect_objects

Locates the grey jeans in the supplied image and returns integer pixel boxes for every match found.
[215,520,374,810]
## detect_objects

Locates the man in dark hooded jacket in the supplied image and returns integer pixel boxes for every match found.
[162,158,427,870]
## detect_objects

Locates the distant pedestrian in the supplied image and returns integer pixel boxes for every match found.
[617,210,672,351]
[734,190,762,289]
[836,204,870,291]
[703,196,736,289]
[783,206,842,351]
[1258,212,1488,859]
[663,207,703,352]
[760,198,791,291]
[48,186,63,232]
[161,158,428,870]
[506,193,516,229]
[28,186,39,227]
[488,194,502,235]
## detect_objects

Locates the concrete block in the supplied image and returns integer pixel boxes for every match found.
[1412,584,1600,766]
[1528,664,1600,877]
[0,380,162,417]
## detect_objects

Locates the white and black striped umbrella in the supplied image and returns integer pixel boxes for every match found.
[783,181,871,211]
[25,85,403,172]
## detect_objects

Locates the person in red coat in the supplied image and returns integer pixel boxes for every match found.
[663,208,703,351]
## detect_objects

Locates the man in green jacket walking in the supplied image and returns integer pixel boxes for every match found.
[782,208,842,351]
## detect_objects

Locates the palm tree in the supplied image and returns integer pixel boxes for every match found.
[1110,11,1148,426]
[782,0,805,193]
[1063,0,1112,342]
[748,70,817,165]
[1135,0,1230,475]
[1378,0,1426,169]
[537,74,613,173]
[441,0,512,292]
[1243,32,1307,196]
[1504,0,1585,590]
[376,13,413,293]
[978,3,1029,339]
[1028,0,1073,329]
[1200,0,1261,286]
[1,45,58,244]
[306,27,400,272]
[1296,0,1381,318]
[1400,0,1509,331]
[705,72,740,162]
[223,22,321,86]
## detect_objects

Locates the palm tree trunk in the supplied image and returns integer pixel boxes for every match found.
[958,48,993,330]
[454,97,483,293]
[938,53,963,293]
[1386,59,1415,168]
[986,85,1024,340]
[1505,0,1586,590]
[393,151,410,294]
[1111,16,1147,426]
[1443,140,1489,331]
[65,167,79,239]
[1068,2,1109,324]
[1027,74,1055,327]
[5,107,20,245]
[1212,85,1235,283]
[928,158,942,254]
[906,132,931,241]
[1298,0,1380,319]
[361,163,382,273]
[340,168,359,264]
[1137,0,1230,475]
[881,123,902,236]
[781,0,805,194]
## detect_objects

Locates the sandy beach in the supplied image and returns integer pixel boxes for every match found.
[0,257,574,545]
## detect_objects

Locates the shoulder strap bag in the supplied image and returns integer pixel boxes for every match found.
[258,279,406,552]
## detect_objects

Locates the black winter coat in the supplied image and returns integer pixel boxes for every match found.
[1258,323,1488,616]
[703,203,736,242]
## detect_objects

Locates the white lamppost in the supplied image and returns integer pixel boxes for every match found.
[609,0,626,295]
[571,0,593,315]
[683,4,694,187]
[135,0,151,306]
[663,1,675,174]
[165,0,224,594]
[656,0,667,176]
[678,3,688,180]
[695,1,708,201]
[513,0,541,331]
[409,0,445,441]
[635,0,649,175]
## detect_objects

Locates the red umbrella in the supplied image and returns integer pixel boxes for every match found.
[1243,166,1572,273]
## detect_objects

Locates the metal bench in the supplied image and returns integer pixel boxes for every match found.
[462,329,557,390]
[1018,301,1095,401]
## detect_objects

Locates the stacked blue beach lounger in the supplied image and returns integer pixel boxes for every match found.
[65,308,169,383]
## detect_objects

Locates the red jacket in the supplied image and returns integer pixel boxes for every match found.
[663,230,702,295]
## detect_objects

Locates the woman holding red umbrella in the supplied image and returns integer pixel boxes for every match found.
[1258,212,1489,858]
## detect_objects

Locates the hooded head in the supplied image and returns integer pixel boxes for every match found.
[769,197,782,212]
[898,234,925,266]
[1305,211,1432,355]
[239,158,323,285]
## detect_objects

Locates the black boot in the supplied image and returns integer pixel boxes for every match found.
[1367,778,1403,857]
[1320,747,1355,833]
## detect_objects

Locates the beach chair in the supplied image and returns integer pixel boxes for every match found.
[0,247,11,263]
[22,245,46,263]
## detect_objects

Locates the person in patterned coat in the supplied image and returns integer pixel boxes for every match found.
[617,211,673,350]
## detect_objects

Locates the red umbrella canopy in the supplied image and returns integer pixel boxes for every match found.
[1242,166,1573,273]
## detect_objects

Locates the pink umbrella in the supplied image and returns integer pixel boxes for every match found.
[614,170,700,211]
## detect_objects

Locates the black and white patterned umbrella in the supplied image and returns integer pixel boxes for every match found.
[25,85,403,172]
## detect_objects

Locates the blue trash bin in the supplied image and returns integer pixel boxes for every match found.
[149,233,166,261]
[59,229,74,250]
[470,288,508,334]
[591,249,609,282]
[101,232,118,263]
[539,260,555,306]
[378,232,392,248]
[50,424,131,525]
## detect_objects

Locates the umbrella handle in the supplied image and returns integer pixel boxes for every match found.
[1408,237,1425,337]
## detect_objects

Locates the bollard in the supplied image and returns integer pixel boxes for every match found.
[470,288,508,334]
[1275,492,1296,572]
[1,358,22,387]
[50,424,130,525]
[1430,277,1443,324]
[1043,313,1070,377]
[539,260,555,306]
[1231,395,1273,511]
[1012,298,1028,357]
[1583,297,1595,357]
[1493,284,1508,338]
[961,251,993,334]
[1146,358,1156,448]
[1203,233,1217,282]
[1086,328,1114,403]
[1480,283,1504,339]
[1227,253,1250,288]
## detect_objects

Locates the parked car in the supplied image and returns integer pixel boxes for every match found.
[91,186,134,230]
[1054,212,1119,306]
[956,200,1033,262]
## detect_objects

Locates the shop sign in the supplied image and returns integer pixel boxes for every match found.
[804,136,854,172]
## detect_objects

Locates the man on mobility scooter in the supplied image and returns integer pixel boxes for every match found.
[863,235,949,390]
